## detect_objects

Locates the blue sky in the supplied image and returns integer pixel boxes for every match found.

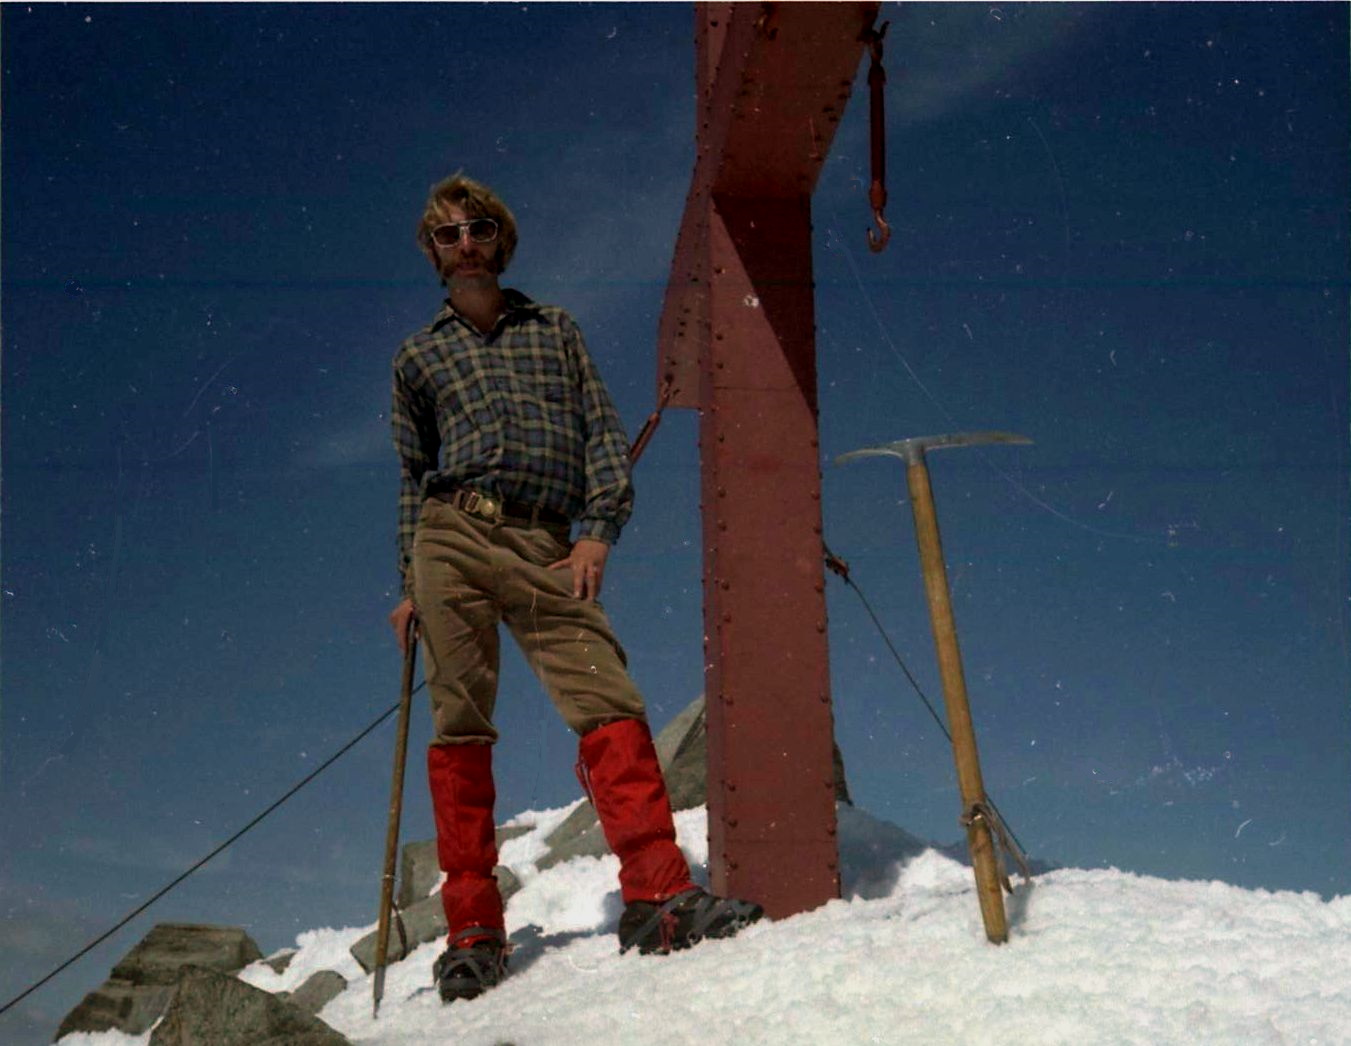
[2,4,1347,1041]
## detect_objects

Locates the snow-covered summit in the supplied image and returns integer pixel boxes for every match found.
[64,804,1350,1045]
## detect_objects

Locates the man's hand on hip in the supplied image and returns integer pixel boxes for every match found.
[389,597,419,654]
[549,538,609,601]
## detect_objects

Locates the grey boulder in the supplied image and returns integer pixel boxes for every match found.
[148,966,349,1046]
[55,923,262,1039]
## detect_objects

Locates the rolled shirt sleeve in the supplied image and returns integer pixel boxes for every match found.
[563,314,633,545]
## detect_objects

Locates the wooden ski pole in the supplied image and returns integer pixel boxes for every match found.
[838,431,1031,944]
[372,617,417,1018]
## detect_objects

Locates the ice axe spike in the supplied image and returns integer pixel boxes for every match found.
[836,430,1031,945]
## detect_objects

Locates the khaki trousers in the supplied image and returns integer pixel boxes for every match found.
[412,497,647,744]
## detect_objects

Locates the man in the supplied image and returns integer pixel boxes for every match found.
[388,174,763,1004]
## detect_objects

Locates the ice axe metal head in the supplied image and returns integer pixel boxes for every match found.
[835,431,1032,469]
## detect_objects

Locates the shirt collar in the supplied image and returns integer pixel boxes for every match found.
[430,288,542,333]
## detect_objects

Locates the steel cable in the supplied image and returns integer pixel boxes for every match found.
[0,687,421,1018]
[824,545,1031,865]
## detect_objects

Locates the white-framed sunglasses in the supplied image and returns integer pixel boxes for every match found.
[431,218,500,247]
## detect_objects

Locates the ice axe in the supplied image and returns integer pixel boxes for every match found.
[372,617,418,1017]
[837,431,1031,944]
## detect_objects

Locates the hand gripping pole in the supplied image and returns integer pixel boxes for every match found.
[838,431,1031,943]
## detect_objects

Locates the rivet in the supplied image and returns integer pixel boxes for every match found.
[816,621,826,632]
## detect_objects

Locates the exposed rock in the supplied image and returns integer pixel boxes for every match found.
[496,864,522,901]
[148,966,350,1046]
[349,865,521,973]
[112,923,263,986]
[279,970,348,1017]
[54,980,176,1041]
[536,799,603,868]
[395,839,438,910]
[55,923,262,1040]
[536,818,610,872]
[834,742,853,806]
[652,695,710,812]
[349,894,441,974]
[261,948,297,975]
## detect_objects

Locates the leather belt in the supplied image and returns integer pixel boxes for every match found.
[434,488,570,528]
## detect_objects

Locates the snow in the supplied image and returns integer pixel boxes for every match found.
[62,805,1350,1046]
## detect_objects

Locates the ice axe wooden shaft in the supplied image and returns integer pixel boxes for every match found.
[838,431,1031,944]
[372,618,418,1018]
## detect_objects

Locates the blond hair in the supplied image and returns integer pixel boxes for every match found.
[415,173,519,277]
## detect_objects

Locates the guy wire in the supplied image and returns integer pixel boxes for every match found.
[825,544,1031,862]
[0,689,420,1017]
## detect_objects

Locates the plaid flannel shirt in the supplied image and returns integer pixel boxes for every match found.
[391,289,633,596]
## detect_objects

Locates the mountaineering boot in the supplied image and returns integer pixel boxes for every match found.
[427,742,505,984]
[577,718,764,953]
[618,886,764,955]
[433,927,508,1003]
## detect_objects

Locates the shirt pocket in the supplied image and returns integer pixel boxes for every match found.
[516,362,576,420]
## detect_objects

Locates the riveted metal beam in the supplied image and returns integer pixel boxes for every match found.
[657,2,881,919]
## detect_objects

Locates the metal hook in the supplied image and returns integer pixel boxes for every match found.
[867,209,890,252]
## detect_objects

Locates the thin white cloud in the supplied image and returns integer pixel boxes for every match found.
[294,411,391,469]
[886,5,1088,127]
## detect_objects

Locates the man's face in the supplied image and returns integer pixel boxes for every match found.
[435,204,501,288]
